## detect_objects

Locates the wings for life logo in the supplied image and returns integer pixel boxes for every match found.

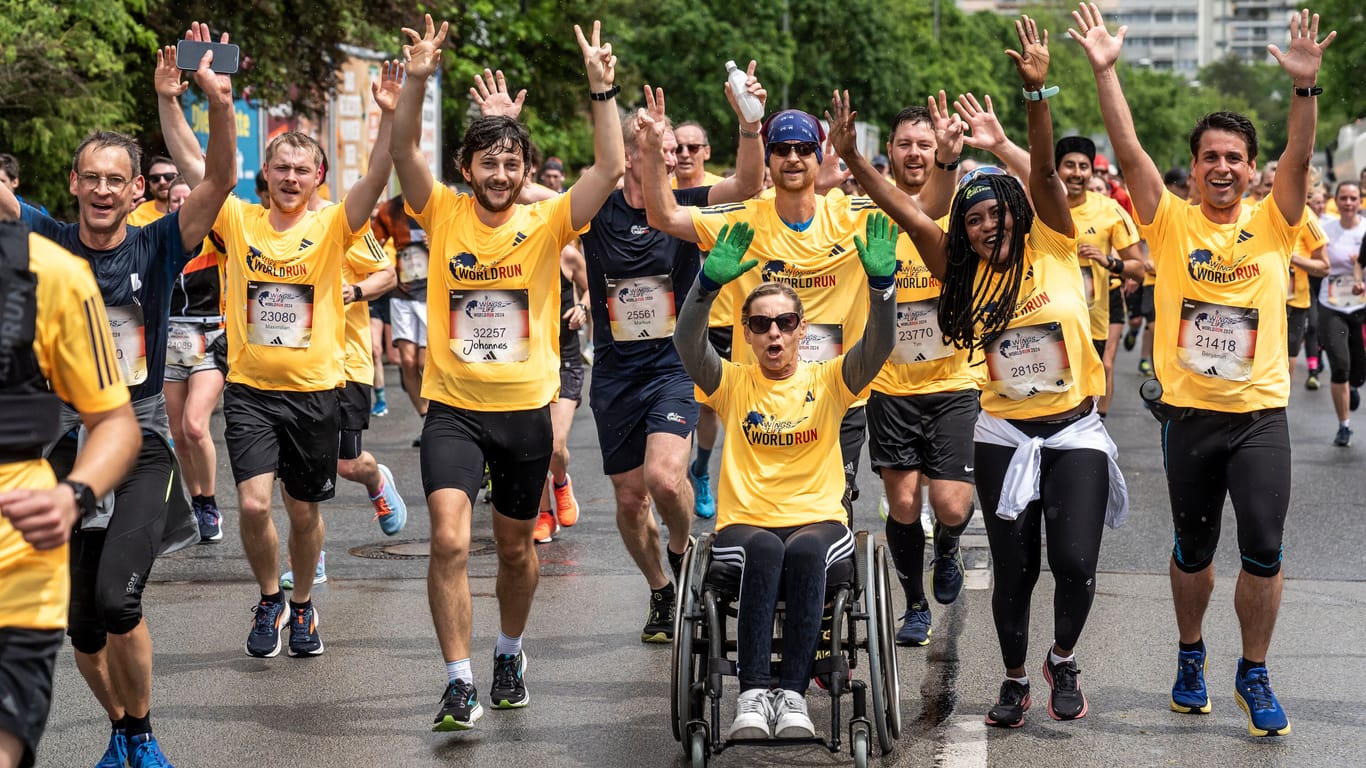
[741,410,818,447]
[245,246,308,278]
[463,294,519,319]
[1187,247,1261,284]
[760,260,836,289]
[448,251,524,282]
[895,261,938,290]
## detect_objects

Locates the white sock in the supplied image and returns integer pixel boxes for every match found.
[495,632,522,658]
[1049,649,1075,666]
[1008,674,1029,686]
[1342,419,1351,428]
[445,658,472,685]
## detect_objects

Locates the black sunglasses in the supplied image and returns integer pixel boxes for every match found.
[676,143,707,154]
[147,172,177,183]
[746,312,801,334]
[768,142,818,158]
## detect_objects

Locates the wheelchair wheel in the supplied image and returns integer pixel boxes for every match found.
[875,543,903,743]
[862,534,896,755]
[851,727,870,768]
[688,728,708,768]
[672,534,711,745]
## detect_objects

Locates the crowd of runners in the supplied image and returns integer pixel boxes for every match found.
[0,5,1357,768]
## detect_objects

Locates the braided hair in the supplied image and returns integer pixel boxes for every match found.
[937,173,1034,356]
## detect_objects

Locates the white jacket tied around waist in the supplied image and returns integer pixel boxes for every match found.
[974,408,1129,529]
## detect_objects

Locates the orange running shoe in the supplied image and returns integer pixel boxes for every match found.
[532,510,558,544]
[552,475,579,527]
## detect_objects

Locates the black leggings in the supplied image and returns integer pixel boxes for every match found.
[51,437,173,654]
[1319,307,1366,386]
[711,521,854,693]
[975,430,1108,670]
[840,407,867,513]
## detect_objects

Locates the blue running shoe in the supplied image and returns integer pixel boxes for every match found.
[895,602,931,647]
[95,729,127,767]
[280,551,327,590]
[371,464,408,535]
[433,678,484,731]
[371,392,389,417]
[931,522,965,605]
[126,733,175,768]
[196,500,223,543]
[1235,661,1291,736]
[245,598,287,658]
[490,651,529,709]
[1170,647,1211,714]
[287,602,324,657]
[688,465,715,519]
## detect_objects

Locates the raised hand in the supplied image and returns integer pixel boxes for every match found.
[635,85,667,153]
[854,213,899,280]
[723,60,767,127]
[470,68,526,118]
[954,93,1008,152]
[185,23,233,101]
[155,45,189,100]
[825,90,860,161]
[401,14,449,80]
[1267,9,1335,86]
[701,223,758,287]
[574,21,616,92]
[1068,2,1126,72]
[1006,15,1051,89]
[928,90,966,162]
[372,60,405,113]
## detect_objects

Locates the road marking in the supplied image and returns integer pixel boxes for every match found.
[963,568,992,591]
[937,714,988,768]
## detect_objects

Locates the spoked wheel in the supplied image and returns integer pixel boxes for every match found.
[875,544,903,745]
[672,535,711,747]
[670,541,696,743]
[862,535,894,756]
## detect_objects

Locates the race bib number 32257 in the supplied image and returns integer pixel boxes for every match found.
[246,282,314,348]
[449,289,530,362]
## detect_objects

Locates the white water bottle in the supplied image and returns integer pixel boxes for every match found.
[726,60,764,124]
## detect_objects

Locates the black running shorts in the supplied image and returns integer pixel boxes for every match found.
[1286,305,1309,357]
[559,361,585,404]
[1108,284,1125,326]
[420,401,552,520]
[590,370,699,475]
[223,383,339,502]
[0,627,64,768]
[868,389,980,483]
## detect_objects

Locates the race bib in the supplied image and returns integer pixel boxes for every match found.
[396,244,429,292]
[166,321,207,367]
[1176,299,1257,381]
[1080,264,1097,307]
[985,322,1072,400]
[449,289,530,362]
[799,323,843,362]
[890,299,953,365]
[106,305,147,386]
[246,282,314,348]
[1324,274,1366,310]
[606,275,676,341]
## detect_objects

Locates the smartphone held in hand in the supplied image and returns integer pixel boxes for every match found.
[175,39,240,74]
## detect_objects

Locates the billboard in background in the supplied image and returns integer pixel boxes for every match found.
[183,95,261,203]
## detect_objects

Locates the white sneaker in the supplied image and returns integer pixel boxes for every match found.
[920,501,934,536]
[727,688,774,740]
[772,689,815,738]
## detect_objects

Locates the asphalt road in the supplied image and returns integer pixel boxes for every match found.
[38,346,1366,767]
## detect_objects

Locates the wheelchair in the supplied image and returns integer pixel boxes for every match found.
[670,529,901,767]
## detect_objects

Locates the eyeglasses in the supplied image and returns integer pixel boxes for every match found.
[75,173,130,193]
[745,312,801,334]
[767,142,819,158]
[676,143,707,155]
[147,172,177,184]
[957,166,1007,188]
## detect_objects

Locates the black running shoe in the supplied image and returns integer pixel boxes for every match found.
[433,679,483,731]
[641,586,675,643]
[985,679,1031,728]
[1043,656,1088,720]
[931,523,965,605]
[245,598,287,658]
[287,602,324,657]
[490,651,529,709]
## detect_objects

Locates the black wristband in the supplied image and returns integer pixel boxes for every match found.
[1293,85,1323,97]
[1106,255,1123,274]
[353,284,364,302]
[935,157,960,171]
[589,84,620,101]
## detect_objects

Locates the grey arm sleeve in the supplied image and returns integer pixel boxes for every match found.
[674,277,724,396]
[842,282,897,394]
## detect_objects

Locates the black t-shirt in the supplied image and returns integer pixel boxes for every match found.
[169,249,222,319]
[558,269,581,365]
[580,186,710,378]
[22,205,196,401]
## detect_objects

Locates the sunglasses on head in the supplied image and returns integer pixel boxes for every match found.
[768,142,819,158]
[147,172,177,183]
[746,312,801,334]
[956,166,1006,188]
[676,143,707,155]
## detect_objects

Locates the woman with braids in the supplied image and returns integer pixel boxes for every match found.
[830,14,1128,728]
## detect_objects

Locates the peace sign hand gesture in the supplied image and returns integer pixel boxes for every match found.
[1268,9,1335,87]
[574,21,617,92]
[1005,15,1051,90]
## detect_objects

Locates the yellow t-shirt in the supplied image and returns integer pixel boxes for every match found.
[699,357,862,530]
[214,196,364,392]
[1288,207,1327,310]
[1139,189,1294,412]
[690,195,877,369]
[978,219,1105,420]
[342,232,392,384]
[412,184,586,412]
[127,200,166,227]
[871,232,982,396]
[1,235,130,630]
[672,171,726,189]
[1072,192,1141,340]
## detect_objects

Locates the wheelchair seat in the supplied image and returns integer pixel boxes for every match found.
[703,554,856,601]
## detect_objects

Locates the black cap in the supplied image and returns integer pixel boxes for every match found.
[1054,136,1096,168]
[1163,167,1189,186]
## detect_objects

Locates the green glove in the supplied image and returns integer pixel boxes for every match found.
[700,222,758,290]
[853,213,898,285]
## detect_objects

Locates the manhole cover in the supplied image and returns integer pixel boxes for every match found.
[349,536,496,560]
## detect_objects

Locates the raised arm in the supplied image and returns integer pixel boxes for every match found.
[674,223,756,395]
[392,15,446,215]
[842,214,898,393]
[153,23,227,188]
[954,93,1032,181]
[920,90,965,220]
[826,90,950,279]
[175,22,238,251]
[1268,10,1335,227]
[568,21,626,230]
[1070,3,1163,223]
[639,87,700,242]
[707,60,766,205]
[1008,15,1072,238]
[343,60,402,234]
[470,68,526,119]
[0,174,19,219]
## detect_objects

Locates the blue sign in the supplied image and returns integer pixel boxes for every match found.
[182,94,262,202]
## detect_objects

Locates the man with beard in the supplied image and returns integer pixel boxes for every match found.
[390,16,624,731]
[127,156,179,227]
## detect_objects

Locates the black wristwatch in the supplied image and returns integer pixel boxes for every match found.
[353,284,364,302]
[60,480,98,517]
